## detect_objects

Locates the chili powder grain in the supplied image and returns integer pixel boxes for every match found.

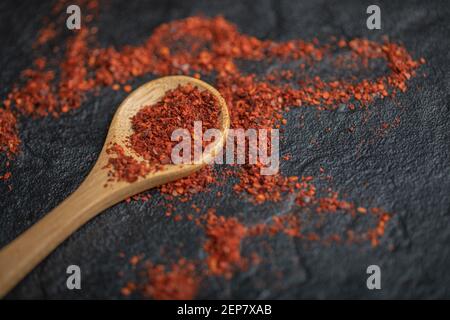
[105,84,221,184]
[142,259,199,300]
[128,84,221,165]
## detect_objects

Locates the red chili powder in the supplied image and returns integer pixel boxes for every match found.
[105,143,150,183]
[0,108,20,160]
[1,12,424,198]
[0,2,415,299]
[0,108,19,182]
[198,178,391,287]
[248,214,302,238]
[35,23,57,46]
[125,182,391,299]
[202,209,248,278]
[160,166,216,197]
[105,84,221,183]
[128,84,220,164]
[142,259,199,300]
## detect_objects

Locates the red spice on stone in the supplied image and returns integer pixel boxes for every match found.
[0,108,19,184]
[0,108,20,160]
[202,209,248,278]
[1,13,424,195]
[35,23,57,46]
[123,180,392,299]
[142,259,199,300]
[0,4,411,298]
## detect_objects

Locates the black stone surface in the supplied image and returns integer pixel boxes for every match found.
[0,0,449,299]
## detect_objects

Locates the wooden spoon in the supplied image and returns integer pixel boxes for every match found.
[0,75,230,298]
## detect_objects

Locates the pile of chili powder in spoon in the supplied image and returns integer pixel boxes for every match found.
[105,83,221,183]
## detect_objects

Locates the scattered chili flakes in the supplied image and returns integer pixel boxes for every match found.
[0,2,414,300]
[123,182,392,299]
[202,209,248,278]
[35,23,57,46]
[120,281,137,297]
[129,254,143,266]
[1,12,424,196]
[0,108,20,160]
[142,259,199,300]
[0,107,20,184]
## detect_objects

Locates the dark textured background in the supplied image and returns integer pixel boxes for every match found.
[0,0,449,299]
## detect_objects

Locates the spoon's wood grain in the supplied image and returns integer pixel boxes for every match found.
[0,76,230,298]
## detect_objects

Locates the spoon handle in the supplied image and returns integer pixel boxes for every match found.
[0,168,109,298]
[0,163,204,297]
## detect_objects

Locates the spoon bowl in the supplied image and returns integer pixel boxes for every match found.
[0,75,229,297]
[99,75,229,201]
